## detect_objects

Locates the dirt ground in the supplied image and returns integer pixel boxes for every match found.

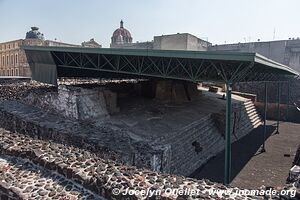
[191,120,300,189]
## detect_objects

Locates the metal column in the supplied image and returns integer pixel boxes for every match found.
[224,81,232,185]
[261,82,267,152]
[287,81,290,121]
[276,82,281,134]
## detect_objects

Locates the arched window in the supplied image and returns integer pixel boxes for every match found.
[15,54,18,64]
[15,68,18,76]
[11,69,14,76]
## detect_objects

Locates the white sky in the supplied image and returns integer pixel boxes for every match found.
[0,0,299,47]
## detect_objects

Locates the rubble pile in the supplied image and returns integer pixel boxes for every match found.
[0,128,268,200]
[0,81,56,101]
[0,155,103,199]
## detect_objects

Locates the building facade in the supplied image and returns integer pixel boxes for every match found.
[82,38,102,48]
[0,27,79,77]
[0,39,31,77]
[110,21,211,51]
[208,39,300,72]
[153,33,211,51]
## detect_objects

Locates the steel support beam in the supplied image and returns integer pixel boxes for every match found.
[224,81,232,185]
[261,82,267,153]
[276,82,281,134]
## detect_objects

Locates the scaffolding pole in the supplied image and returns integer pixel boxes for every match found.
[224,81,232,185]
[276,82,281,134]
[262,82,267,152]
[287,80,290,121]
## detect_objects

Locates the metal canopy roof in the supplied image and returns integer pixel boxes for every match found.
[23,45,300,85]
[22,45,300,185]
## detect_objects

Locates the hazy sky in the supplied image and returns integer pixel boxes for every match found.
[0,0,299,47]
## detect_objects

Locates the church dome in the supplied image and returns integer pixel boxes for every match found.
[111,20,132,45]
[25,27,45,40]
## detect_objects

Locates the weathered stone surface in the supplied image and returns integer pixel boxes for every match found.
[0,155,104,200]
[23,85,120,120]
[0,128,284,200]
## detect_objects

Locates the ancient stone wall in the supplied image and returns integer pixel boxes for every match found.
[154,115,224,176]
[23,85,119,120]
[155,80,201,103]
[0,101,171,174]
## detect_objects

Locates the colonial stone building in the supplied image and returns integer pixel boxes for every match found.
[110,21,211,50]
[81,38,102,48]
[0,27,79,77]
[0,39,28,76]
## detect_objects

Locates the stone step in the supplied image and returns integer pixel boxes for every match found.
[0,155,103,200]
[245,104,256,112]
[237,118,262,137]
[246,108,259,117]
[244,100,255,106]
[239,116,262,130]
[248,112,261,121]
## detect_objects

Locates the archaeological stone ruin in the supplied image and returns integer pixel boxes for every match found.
[1,77,299,200]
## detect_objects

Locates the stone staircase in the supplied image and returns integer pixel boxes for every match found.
[235,100,262,139]
[154,115,224,176]
[154,99,263,176]
[213,99,262,141]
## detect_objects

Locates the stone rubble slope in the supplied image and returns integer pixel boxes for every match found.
[0,128,265,200]
[0,155,104,200]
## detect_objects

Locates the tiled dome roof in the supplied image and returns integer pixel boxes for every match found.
[111,21,132,45]
[25,27,44,40]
